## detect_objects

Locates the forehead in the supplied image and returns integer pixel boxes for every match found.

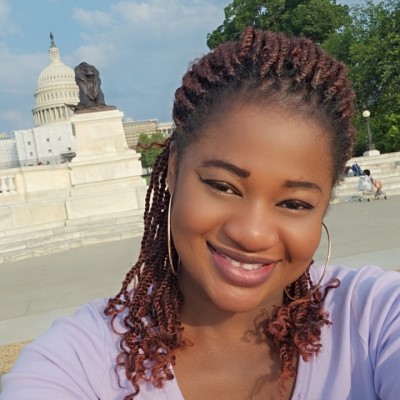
[182,103,333,188]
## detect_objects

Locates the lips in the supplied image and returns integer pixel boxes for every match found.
[207,243,278,287]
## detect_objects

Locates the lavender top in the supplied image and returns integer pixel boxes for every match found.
[1,265,400,399]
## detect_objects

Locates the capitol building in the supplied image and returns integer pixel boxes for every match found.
[0,34,173,170]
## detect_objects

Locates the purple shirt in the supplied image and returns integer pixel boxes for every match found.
[1,265,400,399]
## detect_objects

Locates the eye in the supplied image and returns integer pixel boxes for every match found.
[278,200,314,211]
[201,179,240,195]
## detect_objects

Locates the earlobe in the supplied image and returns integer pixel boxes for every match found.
[167,143,178,194]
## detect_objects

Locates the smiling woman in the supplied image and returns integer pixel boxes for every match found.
[2,27,400,400]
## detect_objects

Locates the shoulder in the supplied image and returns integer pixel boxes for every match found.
[315,264,400,358]
[311,264,400,334]
[308,266,400,398]
[45,298,113,353]
[1,299,124,399]
[313,263,399,287]
[314,264,400,308]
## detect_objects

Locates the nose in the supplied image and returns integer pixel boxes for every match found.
[222,200,279,253]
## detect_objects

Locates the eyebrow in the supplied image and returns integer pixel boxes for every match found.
[201,159,250,178]
[283,180,322,193]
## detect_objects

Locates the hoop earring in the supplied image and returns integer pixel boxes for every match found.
[167,193,179,276]
[284,222,331,301]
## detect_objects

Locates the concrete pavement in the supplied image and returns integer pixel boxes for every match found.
[1,196,399,345]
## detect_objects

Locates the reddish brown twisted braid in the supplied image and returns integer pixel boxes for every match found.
[105,136,186,398]
[106,27,355,398]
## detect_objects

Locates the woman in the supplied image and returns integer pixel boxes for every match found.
[1,27,399,400]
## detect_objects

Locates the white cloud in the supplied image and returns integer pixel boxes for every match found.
[71,42,119,70]
[64,0,227,122]
[0,0,20,36]
[0,0,10,23]
[73,7,113,28]
[63,0,226,83]
[111,0,224,33]
[111,1,166,24]
[0,45,47,93]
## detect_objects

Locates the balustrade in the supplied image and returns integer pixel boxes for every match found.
[0,175,17,195]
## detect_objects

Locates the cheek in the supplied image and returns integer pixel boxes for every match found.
[284,220,322,263]
[171,177,220,244]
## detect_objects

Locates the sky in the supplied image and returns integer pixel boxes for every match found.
[0,0,367,132]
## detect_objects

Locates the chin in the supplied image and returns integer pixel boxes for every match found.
[210,289,281,315]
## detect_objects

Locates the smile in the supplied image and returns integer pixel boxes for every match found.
[207,243,278,287]
[218,252,264,271]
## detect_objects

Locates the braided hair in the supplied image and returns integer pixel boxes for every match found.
[105,27,355,398]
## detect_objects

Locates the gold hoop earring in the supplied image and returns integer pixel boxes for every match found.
[284,222,331,301]
[167,193,179,276]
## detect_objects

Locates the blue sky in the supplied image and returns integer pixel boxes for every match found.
[0,0,368,132]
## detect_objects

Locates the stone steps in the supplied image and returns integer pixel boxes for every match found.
[333,151,400,202]
[0,211,144,264]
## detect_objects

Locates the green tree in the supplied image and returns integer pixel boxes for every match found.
[206,0,350,49]
[281,0,350,44]
[325,0,400,154]
[136,132,165,170]
[208,0,400,155]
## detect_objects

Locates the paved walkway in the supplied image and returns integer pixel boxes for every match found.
[1,196,399,345]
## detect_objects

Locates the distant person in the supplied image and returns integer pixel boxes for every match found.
[2,27,400,400]
[358,170,373,192]
[351,163,364,176]
[364,169,384,194]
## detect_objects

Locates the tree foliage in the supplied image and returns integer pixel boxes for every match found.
[206,0,350,48]
[324,0,400,154]
[207,0,400,155]
[136,132,165,170]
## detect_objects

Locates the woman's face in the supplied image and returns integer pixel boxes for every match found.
[168,103,333,315]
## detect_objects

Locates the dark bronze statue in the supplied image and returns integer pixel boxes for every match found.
[73,62,115,112]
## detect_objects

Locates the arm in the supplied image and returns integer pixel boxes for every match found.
[371,177,383,190]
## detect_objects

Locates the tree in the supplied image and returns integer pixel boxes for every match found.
[136,132,165,170]
[206,0,350,49]
[281,0,350,44]
[324,0,400,154]
[208,0,400,154]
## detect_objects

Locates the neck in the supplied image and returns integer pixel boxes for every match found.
[179,288,283,345]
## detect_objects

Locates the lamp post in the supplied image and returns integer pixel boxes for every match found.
[362,110,375,150]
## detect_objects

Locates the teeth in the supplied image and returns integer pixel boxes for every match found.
[220,252,263,271]
[230,259,241,268]
[240,263,263,271]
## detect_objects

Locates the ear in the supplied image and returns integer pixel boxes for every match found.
[167,143,178,194]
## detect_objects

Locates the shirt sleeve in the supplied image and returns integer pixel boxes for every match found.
[366,270,400,399]
[0,301,109,400]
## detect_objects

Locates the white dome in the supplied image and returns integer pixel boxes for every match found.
[37,60,76,86]
[32,34,79,127]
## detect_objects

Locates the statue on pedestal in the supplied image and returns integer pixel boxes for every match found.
[72,62,116,113]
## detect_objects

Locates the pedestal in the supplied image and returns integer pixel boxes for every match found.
[71,109,132,163]
[363,149,381,157]
[66,108,147,219]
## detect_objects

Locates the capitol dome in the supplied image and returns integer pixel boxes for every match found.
[32,33,79,126]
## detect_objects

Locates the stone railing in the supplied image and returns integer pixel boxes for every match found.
[0,175,17,196]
